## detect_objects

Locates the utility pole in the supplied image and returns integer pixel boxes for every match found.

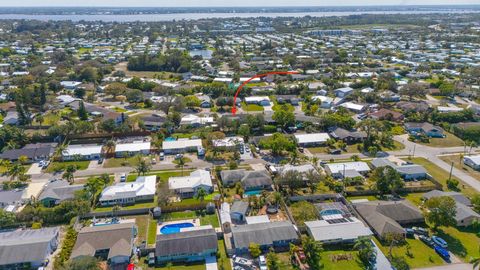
[448,162,454,181]
[412,144,416,157]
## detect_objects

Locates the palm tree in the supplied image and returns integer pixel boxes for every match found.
[195,187,207,202]
[354,237,376,268]
[62,165,77,184]
[7,162,26,181]
[54,142,69,162]
[471,246,480,270]
[135,156,151,176]
[104,139,116,158]
[175,157,187,176]
[17,155,29,165]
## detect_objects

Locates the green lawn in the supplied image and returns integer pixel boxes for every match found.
[289,201,318,226]
[159,210,219,228]
[241,102,264,112]
[200,213,220,228]
[417,132,465,147]
[155,263,205,270]
[374,238,445,268]
[45,160,90,172]
[104,156,142,168]
[217,240,232,270]
[147,219,157,245]
[276,252,295,270]
[134,215,149,244]
[403,157,476,197]
[127,170,193,182]
[435,226,480,261]
[321,247,362,270]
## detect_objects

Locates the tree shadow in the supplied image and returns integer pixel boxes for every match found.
[435,228,467,258]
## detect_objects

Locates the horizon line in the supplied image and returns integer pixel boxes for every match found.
[1,4,480,8]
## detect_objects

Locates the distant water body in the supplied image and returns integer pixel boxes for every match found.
[1,10,478,22]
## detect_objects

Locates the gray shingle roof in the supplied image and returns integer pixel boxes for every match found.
[71,223,135,260]
[0,227,59,266]
[155,228,217,257]
[38,180,83,202]
[423,190,471,206]
[231,221,298,249]
[354,200,424,237]
[220,169,272,189]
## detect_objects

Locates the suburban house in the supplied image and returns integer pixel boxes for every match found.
[329,127,367,144]
[71,222,136,266]
[0,189,25,212]
[212,137,244,150]
[370,108,404,122]
[38,180,84,207]
[0,142,58,162]
[220,169,273,191]
[198,95,212,108]
[162,139,203,154]
[141,114,166,131]
[325,162,371,179]
[305,201,372,244]
[155,227,218,263]
[405,122,445,138]
[371,158,428,180]
[312,95,334,109]
[423,190,480,227]
[180,114,214,127]
[463,155,480,170]
[353,200,424,239]
[294,133,330,147]
[230,221,299,254]
[0,227,59,269]
[168,169,213,199]
[244,96,271,106]
[62,144,103,161]
[99,175,156,206]
[230,200,250,224]
[277,164,319,186]
[334,87,354,98]
[339,102,366,113]
[114,139,151,157]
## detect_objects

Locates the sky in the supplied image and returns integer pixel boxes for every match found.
[0,0,478,7]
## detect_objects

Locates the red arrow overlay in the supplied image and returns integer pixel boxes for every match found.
[231,70,299,115]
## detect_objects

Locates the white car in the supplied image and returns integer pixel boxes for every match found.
[259,255,267,270]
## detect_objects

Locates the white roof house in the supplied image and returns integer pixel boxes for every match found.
[325,162,371,178]
[162,139,203,152]
[115,141,151,153]
[212,137,244,148]
[62,144,102,159]
[305,217,372,243]
[294,133,330,145]
[244,96,270,104]
[168,169,212,192]
[99,175,156,203]
[180,114,214,126]
[311,95,334,108]
[339,102,365,112]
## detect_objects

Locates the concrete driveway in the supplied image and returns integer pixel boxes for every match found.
[413,263,473,270]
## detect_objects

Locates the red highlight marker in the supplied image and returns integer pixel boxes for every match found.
[232,70,299,115]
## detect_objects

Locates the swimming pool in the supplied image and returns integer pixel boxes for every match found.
[244,190,262,196]
[160,222,194,234]
[320,209,344,216]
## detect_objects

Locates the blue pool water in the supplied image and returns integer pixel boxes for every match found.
[165,137,176,141]
[160,222,194,234]
[244,190,262,196]
[320,209,344,216]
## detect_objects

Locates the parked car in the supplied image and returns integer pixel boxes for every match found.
[159,152,165,160]
[175,154,183,160]
[151,158,156,164]
[434,245,450,261]
[259,255,267,270]
[412,227,429,236]
[329,149,341,155]
[98,157,104,164]
[432,236,448,248]
[419,235,435,247]
[120,173,126,182]
[405,228,415,238]
[148,252,155,266]
[298,147,305,153]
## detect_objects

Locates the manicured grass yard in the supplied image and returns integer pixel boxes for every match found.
[127,170,192,182]
[276,252,295,269]
[417,132,465,147]
[435,226,480,261]
[134,215,149,244]
[104,156,142,168]
[289,201,318,226]
[159,210,219,228]
[93,197,158,212]
[147,219,157,245]
[45,160,90,172]
[217,240,232,270]
[374,238,445,268]
[155,263,205,270]
[321,247,362,270]
[403,157,476,197]
[241,102,264,112]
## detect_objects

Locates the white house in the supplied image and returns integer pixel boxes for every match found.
[464,155,480,170]
[311,95,333,109]
[180,114,215,126]
[162,139,203,154]
[325,162,371,179]
[62,144,103,161]
[115,140,151,157]
[339,102,366,113]
[294,133,330,147]
[99,175,156,206]
[168,169,213,199]
[244,96,271,106]
[305,217,372,244]
[212,137,244,149]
